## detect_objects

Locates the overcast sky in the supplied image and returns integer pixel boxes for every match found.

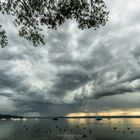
[0,0,140,117]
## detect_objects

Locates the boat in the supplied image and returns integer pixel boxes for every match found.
[96,108,102,121]
[96,116,102,121]
[52,117,58,121]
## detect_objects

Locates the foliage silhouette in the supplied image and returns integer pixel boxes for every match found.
[0,25,8,48]
[0,0,109,47]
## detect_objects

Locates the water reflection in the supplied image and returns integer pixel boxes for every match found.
[0,118,140,140]
[0,120,14,139]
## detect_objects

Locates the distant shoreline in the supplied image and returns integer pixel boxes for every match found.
[1,114,140,119]
[22,116,140,119]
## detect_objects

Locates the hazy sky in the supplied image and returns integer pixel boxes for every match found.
[0,0,140,117]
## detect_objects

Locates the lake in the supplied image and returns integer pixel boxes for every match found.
[0,118,140,140]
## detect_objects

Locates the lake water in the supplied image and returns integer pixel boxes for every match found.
[0,118,140,140]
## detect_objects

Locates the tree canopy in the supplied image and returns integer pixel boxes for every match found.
[0,0,109,47]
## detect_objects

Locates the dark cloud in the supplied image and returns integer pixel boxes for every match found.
[0,0,140,116]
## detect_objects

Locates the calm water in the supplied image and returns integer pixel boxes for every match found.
[0,118,140,140]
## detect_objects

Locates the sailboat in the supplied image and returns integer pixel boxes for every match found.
[96,116,102,121]
[108,110,111,120]
[96,109,102,121]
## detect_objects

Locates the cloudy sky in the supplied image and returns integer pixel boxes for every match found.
[0,0,140,117]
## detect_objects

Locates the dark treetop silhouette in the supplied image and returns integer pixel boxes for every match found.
[0,0,109,47]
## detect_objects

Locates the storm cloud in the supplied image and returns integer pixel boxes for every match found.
[0,0,140,116]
